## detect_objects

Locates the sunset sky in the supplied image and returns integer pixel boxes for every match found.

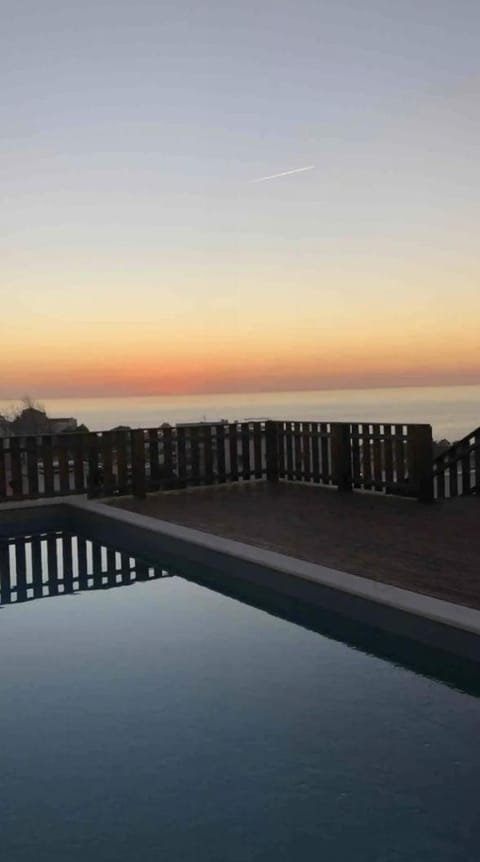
[2,0,479,397]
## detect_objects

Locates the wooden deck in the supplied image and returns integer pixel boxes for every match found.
[110,482,480,610]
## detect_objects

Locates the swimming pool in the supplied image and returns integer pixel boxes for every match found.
[1,529,479,861]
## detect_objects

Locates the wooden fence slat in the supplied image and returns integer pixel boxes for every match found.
[331,423,353,491]
[204,425,214,484]
[176,427,187,487]
[361,425,372,490]
[265,421,279,482]
[277,423,286,479]
[161,426,174,488]
[241,423,251,480]
[26,436,39,498]
[190,426,200,485]
[253,423,263,479]
[350,423,361,489]
[301,423,311,481]
[311,423,320,483]
[406,426,417,495]
[285,423,294,480]
[99,431,113,496]
[229,424,239,481]
[72,433,86,492]
[42,436,55,496]
[10,436,23,498]
[132,430,146,498]
[320,423,330,484]
[115,429,129,493]
[215,424,226,482]
[412,425,434,502]
[86,434,100,498]
[461,441,471,495]
[393,425,406,487]
[435,467,445,499]
[148,429,160,490]
[372,424,383,491]
[0,440,7,499]
[57,436,70,494]
[475,431,480,492]
[449,455,458,498]
[383,425,394,492]
[294,422,303,480]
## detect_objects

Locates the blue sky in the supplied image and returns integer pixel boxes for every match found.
[2,0,480,395]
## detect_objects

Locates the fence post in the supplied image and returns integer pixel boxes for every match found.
[132,429,146,498]
[265,421,279,482]
[331,423,353,492]
[9,436,23,498]
[0,439,7,500]
[412,425,434,503]
[86,434,101,499]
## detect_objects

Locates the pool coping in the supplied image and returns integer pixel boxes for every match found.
[2,496,480,659]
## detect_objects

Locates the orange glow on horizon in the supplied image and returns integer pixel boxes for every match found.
[2,323,480,398]
[3,265,480,398]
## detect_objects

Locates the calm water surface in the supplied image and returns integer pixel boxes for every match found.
[2,383,480,439]
[1,537,479,862]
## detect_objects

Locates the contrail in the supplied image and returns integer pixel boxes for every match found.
[250,165,315,184]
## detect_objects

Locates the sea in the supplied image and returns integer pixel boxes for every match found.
[2,384,479,442]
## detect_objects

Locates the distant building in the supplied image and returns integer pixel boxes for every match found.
[11,407,50,435]
[1,407,78,436]
[49,417,78,434]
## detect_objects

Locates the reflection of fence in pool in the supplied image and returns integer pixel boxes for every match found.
[0,531,173,606]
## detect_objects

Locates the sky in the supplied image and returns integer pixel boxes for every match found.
[1,0,480,397]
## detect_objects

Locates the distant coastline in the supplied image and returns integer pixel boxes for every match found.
[1,384,478,441]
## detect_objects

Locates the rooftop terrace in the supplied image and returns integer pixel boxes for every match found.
[110,482,480,611]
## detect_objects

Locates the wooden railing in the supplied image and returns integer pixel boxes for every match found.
[0,420,434,504]
[434,426,480,499]
[276,421,433,501]
[0,423,270,501]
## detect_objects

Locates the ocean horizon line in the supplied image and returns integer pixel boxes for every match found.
[2,380,480,404]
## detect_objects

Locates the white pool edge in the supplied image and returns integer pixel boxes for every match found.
[2,495,480,642]
[71,497,480,639]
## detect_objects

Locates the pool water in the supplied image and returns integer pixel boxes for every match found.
[1,532,479,861]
